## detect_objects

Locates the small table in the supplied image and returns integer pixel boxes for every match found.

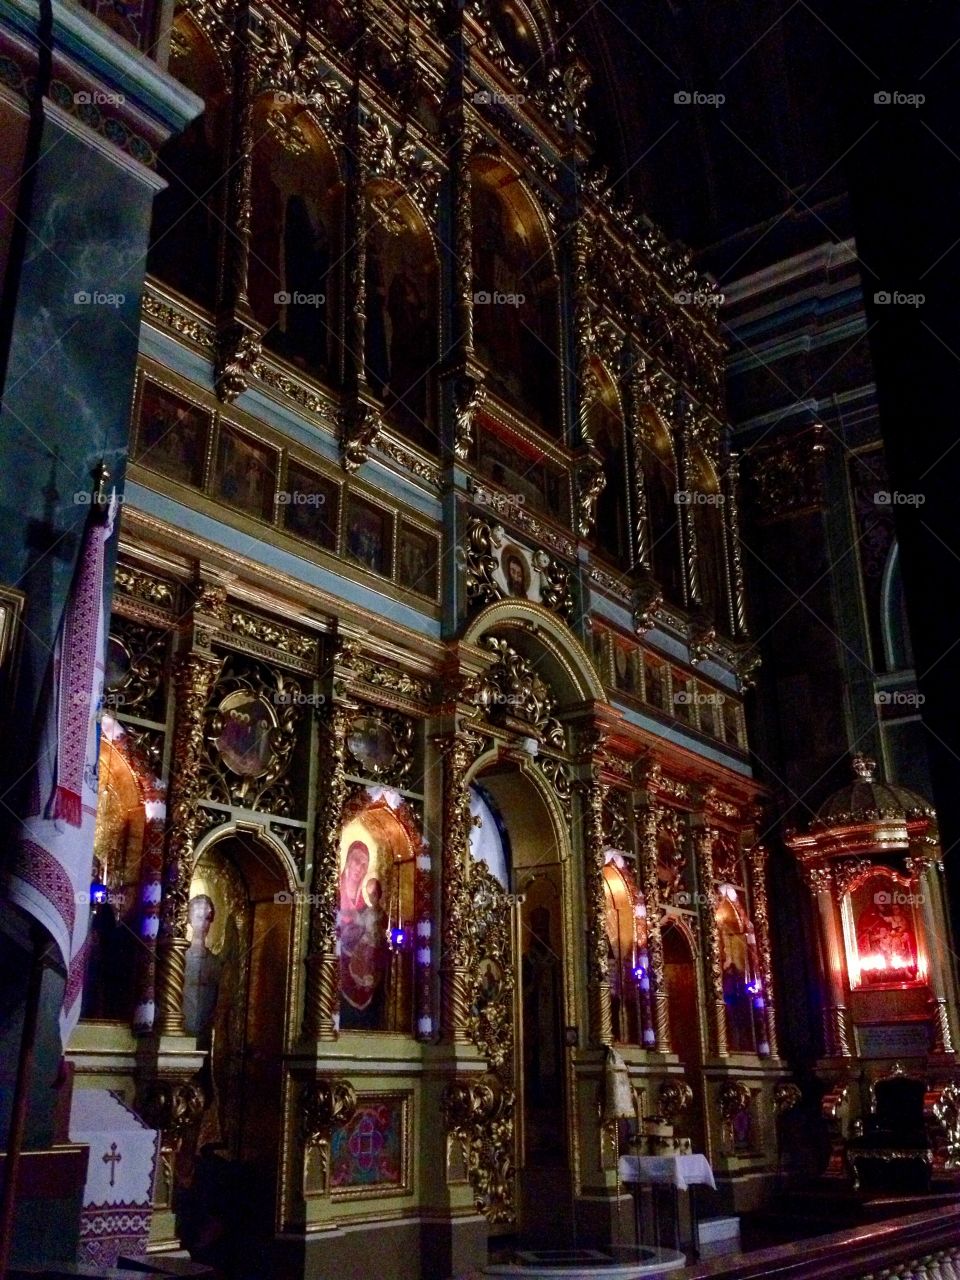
[618,1154,716,1261]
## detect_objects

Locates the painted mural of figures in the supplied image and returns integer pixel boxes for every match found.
[280,194,329,370]
[339,840,389,1028]
[364,223,434,448]
[855,895,918,983]
[472,180,557,433]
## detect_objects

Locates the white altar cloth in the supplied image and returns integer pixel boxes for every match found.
[69,1088,159,1267]
[618,1153,716,1192]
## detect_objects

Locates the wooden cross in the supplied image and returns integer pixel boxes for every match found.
[102,1142,122,1187]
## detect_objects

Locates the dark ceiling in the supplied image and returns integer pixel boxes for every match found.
[573,0,954,282]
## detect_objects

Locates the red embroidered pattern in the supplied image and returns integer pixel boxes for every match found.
[11,839,76,936]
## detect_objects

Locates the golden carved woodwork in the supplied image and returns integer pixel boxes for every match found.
[746,843,779,1058]
[304,701,353,1040]
[442,1072,515,1225]
[156,650,222,1036]
[634,798,671,1051]
[440,726,485,1041]
[693,821,728,1057]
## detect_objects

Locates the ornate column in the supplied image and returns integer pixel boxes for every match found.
[155,649,221,1035]
[579,733,612,1046]
[746,843,778,1058]
[803,864,853,1058]
[691,810,728,1057]
[439,725,484,1042]
[722,450,749,637]
[441,11,485,462]
[303,699,354,1041]
[634,769,671,1052]
[338,28,384,471]
[215,0,261,401]
[676,408,702,608]
[910,845,957,1054]
[626,355,653,572]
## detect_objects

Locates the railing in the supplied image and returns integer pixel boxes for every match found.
[677,1206,960,1280]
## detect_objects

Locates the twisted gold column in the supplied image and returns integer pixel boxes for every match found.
[635,792,671,1052]
[156,651,221,1035]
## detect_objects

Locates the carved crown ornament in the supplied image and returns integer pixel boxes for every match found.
[785,755,939,861]
[463,635,565,748]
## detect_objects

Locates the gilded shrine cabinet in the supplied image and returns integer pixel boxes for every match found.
[787,755,960,1189]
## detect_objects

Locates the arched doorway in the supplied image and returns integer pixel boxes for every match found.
[662,917,706,1154]
[176,827,295,1275]
[468,764,574,1242]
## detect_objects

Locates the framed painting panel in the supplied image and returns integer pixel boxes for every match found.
[396,521,439,599]
[345,494,393,577]
[212,423,278,522]
[330,1093,411,1198]
[281,460,339,552]
[135,378,210,488]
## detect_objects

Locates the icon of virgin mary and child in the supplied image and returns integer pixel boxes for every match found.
[338,839,389,1029]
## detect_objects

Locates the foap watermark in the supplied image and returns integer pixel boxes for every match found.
[875,689,925,707]
[274,890,322,906]
[74,489,125,505]
[674,90,725,107]
[473,486,525,512]
[273,90,329,108]
[874,290,925,308]
[675,490,725,506]
[473,290,524,307]
[78,887,125,907]
[276,489,327,507]
[674,690,722,707]
[275,290,325,307]
[674,290,724,307]
[473,89,525,107]
[273,690,326,706]
[75,90,124,106]
[874,490,925,506]
[73,289,125,308]
[673,890,710,908]
[874,90,925,107]
[874,889,923,907]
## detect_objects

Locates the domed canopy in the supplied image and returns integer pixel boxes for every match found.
[814,755,935,827]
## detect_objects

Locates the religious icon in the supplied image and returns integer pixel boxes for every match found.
[136,381,208,487]
[346,497,391,576]
[364,220,435,448]
[855,890,919,985]
[346,717,398,776]
[213,426,277,522]
[183,893,222,1040]
[282,461,338,551]
[338,839,389,1027]
[500,546,530,598]
[396,523,438,598]
[215,692,277,778]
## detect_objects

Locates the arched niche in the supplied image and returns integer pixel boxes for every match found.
[716,885,762,1053]
[462,599,607,712]
[688,445,727,626]
[471,158,561,434]
[184,826,295,1165]
[588,360,631,566]
[635,405,683,603]
[336,788,429,1035]
[81,718,165,1029]
[603,856,651,1047]
[364,181,439,452]
[491,0,555,75]
[248,96,341,378]
[148,14,230,309]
